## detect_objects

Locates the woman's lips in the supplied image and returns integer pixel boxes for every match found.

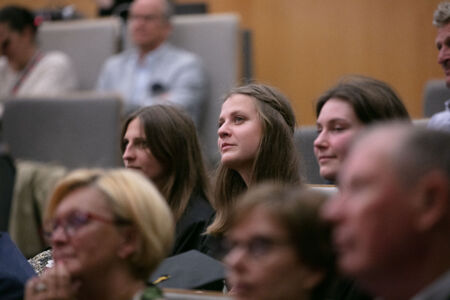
[221,143,235,152]
[318,155,336,163]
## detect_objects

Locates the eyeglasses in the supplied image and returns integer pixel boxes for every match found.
[128,14,165,23]
[222,236,292,260]
[44,211,130,242]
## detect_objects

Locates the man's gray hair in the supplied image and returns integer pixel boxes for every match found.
[394,127,450,187]
[433,2,450,27]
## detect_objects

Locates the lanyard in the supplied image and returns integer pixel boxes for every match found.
[10,51,44,95]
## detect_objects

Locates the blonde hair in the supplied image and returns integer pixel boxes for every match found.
[46,168,174,279]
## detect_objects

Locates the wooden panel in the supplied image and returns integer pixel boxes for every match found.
[1,0,445,123]
[182,0,444,124]
[0,0,97,17]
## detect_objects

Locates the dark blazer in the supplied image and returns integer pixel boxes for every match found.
[0,232,36,300]
[172,193,215,255]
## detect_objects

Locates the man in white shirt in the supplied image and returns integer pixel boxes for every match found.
[96,0,207,125]
[322,124,450,300]
[432,2,450,132]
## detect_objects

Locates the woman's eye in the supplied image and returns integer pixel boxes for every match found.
[234,116,244,124]
[332,126,346,132]
[136,141,148,149]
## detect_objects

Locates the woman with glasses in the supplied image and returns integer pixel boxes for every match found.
[25,168,174,300]
[224,183,372,300]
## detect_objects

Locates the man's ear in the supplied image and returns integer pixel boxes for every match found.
[414,170,449,232]
[117,226,140,259]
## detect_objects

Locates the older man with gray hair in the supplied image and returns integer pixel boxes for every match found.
[430,2,450,132]
[322,124,450,300]
[96,0,207,124]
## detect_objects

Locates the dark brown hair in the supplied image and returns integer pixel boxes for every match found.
[121,105,212,221]
[316,75,410,124]
[207,83,301,235]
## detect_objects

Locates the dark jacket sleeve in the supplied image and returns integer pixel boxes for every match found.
[171,194,215,256]
[0,232,36,300]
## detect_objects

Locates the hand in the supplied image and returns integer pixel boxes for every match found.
[25,262,79,300]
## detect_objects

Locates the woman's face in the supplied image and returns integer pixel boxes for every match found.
[49,186,131,278]
[225,206,321,300]
[122,117,165,185]
[0,23,32,66]
[218,94,263,181]
[314,98,364,182]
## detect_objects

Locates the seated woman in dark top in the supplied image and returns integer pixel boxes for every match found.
[224,182,372,300]
[206,83,301,242]
[121,104,214,255]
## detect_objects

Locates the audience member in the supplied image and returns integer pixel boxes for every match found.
[314,75,410,183]
[0,6,78,100]
[25,168,174,300]
[322,124,450,300]
[207,83,301,239]
[122,104,214,255]
[431,2,450,132]
[96,0,207,125]
[95,0,132,19]
[0,232,35,300]
[225,183,371,300]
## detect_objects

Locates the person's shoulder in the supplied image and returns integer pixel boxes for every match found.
[427,102,450,133]
[41,51,72,64]
[176,193,214,231]
[187,193,215,216]
[164,43,202,65]
[102,49,137,68]
[0,232,35,281]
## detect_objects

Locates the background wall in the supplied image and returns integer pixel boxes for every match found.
[0,0,444,125]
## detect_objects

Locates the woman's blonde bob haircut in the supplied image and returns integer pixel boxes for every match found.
[45,168,175,279]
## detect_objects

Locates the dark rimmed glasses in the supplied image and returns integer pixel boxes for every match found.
[221,236,292,260]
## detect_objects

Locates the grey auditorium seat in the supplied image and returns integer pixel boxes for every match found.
[2,94,123,169]
[294,126,327,185]
[423,79,450,117]
[169,14,240,165]
[38,17,122,91]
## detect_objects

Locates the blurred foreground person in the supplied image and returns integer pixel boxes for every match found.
[323,124,450,300]
[25,168,174,300]
[225,183,370,300]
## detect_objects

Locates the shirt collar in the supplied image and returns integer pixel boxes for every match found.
[134,42,169,66]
